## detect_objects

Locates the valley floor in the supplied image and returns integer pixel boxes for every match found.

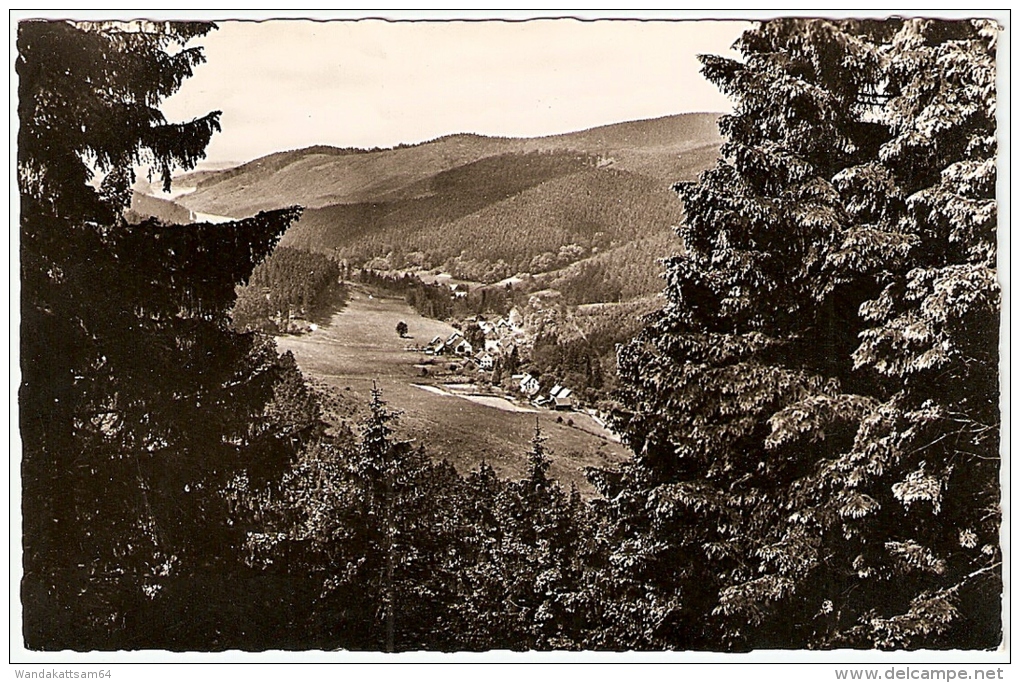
[276,286,628,494]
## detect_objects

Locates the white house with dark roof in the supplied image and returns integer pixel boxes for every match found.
[519,373,540,397]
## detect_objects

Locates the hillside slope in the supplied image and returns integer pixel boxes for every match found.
[282,161,688,282]
[281,150,594,261]
[125,191,194,224]
[158,112,723,288]
[174,112,722,218]
[176,137,521,216]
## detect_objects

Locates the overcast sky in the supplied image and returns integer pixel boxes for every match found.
[158,19,750,165]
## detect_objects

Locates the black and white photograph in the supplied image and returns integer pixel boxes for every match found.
[11,9,1008,671]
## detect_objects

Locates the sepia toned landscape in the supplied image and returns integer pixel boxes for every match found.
[16,16,1003,655]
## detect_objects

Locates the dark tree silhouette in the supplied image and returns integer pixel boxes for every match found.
[18,19,302,649]
[597,18,1000,650]
[232,246,342,333]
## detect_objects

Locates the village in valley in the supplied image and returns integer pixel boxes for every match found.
[404,298,595,423]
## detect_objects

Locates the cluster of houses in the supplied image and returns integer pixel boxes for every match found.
[416,307,576,413]
[424,329,509,374]
[423,309,528,369]
[424,331,474,358]
[475,308,524,339]
[422,330,502,373]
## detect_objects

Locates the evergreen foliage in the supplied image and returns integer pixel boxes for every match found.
[18,15,1000,654]
[451,424,591,650]
[244,387,469,650]
[249,406,591,651]
[357,268,516,320]
[232,246,342,333]
[601,18,1001,650]
[284,161,685,283]
[18,19,303,649]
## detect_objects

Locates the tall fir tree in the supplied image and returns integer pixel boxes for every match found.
[599,18,1000,650]
[246,386,469,651]
[454,423,590,650]
[18,20,302,649]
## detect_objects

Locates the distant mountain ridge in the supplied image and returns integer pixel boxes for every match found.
[171,112,722,217]
[138,112,724,294]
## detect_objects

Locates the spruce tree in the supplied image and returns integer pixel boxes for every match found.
[454,424,589,649]
[600,18,1000,650]
[18,19,302,648]
[248,387,469,651]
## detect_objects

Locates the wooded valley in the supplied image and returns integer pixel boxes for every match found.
[17,17,1001,653]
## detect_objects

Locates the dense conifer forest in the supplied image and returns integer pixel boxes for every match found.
[232,246,343,333]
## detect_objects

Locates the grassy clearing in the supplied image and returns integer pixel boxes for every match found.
[277,286,628,494]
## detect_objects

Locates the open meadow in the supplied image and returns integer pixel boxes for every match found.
[276,286,628,493]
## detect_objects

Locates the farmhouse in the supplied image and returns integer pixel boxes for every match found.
[518,373,540,397]
[453,339,473,356]
[550,385,573,410]
[477,353,495,371]
[507,308,523,328]
[424,335,444,355]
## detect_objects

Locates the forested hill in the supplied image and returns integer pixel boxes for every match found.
[173,112,722,216]
[124,113,723,302]
[125,190,194,225]
[163,112,722,288]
